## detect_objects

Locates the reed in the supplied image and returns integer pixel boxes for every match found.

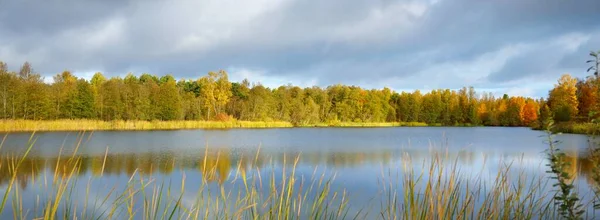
[0,120,435,132]
[0,120,294,132]
[304,121,428,127]
[534,122,600,135]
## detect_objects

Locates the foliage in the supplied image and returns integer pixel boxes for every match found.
[0,61,546,128]
[549,74,579,122]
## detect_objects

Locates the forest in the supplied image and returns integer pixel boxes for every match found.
[0,52,598,128]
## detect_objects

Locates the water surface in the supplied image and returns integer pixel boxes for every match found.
[0,127,597,218]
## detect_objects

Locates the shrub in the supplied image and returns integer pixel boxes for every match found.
[215,113,232,122]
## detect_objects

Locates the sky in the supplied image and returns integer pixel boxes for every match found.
[1,0,599,98]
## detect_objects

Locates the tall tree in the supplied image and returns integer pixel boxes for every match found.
[522,99,539,126]
[0,62,15,119]
[19,62,32,79]
[53,71,77,118]
[214,70,232,116]
[90,72,106,119]
[548,74,579,122]
[72,79,95,118]
[576,78,597,120]
[157,75,182,120]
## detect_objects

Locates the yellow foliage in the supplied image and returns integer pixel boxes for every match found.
[549,74,579,118]
[522,100,539,125]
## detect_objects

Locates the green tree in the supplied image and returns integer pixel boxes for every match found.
[102,78,124,120]
[53,71,78,118]
[72,79,95,118]
[0,63,17,119]
[22,73,51,119]
[157,75,182,120]
[228,79,250,119]
[90,72,106,119]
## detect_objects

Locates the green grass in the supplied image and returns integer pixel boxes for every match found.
[1,132,599,219]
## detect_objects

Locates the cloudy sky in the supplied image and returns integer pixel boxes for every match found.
[1,0,599,98]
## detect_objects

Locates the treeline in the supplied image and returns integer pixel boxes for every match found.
[540,51,600,130]
[0,61,548,127]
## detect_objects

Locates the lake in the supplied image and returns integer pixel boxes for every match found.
[0,127,598,219]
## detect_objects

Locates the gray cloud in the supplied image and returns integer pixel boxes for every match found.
[0,0,599,97]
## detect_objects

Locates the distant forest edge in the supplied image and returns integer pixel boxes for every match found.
[0,51,598,132]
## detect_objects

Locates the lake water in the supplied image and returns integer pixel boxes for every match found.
[0,127,598,218]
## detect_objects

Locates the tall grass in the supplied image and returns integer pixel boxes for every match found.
[536,122,600,135]
[0,120,294,132]
[0,120,434,132]
[0,133,351,219]
[0,119,436,132]
[378,151,562,220]
[304,121,428,128]
[0,132,599,219]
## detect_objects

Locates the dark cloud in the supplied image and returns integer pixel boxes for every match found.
[0,0,599,97]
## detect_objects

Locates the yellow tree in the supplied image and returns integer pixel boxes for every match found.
[214,70,232,116]
[549,74,578,122]
[522,99,539,125]
[505,96,526,126]
[496,98,508,125]
[476,103,488,124]
[577,77,597,120]
[198,70,232,120]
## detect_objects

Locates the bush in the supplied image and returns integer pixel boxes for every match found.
[215,113,232,122]
[554,106,572,122]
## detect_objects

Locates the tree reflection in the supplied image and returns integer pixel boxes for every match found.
[1,147,597,191]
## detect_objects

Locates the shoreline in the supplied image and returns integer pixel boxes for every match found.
[0,120,432,132]
[2,120,596,134]
[532,122,600,135]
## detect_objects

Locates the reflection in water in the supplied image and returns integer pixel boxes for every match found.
[1,148,402,188]
[563,150,600,189]
[2,146,599,191]
[0,128,599,219]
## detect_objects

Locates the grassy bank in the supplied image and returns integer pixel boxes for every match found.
[0,119,294,132]
[0,120,430,132]
[532,122,600,135]
[302,121,428,128]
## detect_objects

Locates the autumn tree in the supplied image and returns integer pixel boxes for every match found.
[0,60,578,128]
[521,99,539,126]
[576,77,597,120]
[548,74,579,122]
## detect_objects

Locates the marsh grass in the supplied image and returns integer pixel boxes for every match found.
[376,150,564,220]
[0,120,432,132]
[305,121,428,128]
[0,132,352,219]
[0,120,295,132]
[0,132,598,219]
[536,122,600,135]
